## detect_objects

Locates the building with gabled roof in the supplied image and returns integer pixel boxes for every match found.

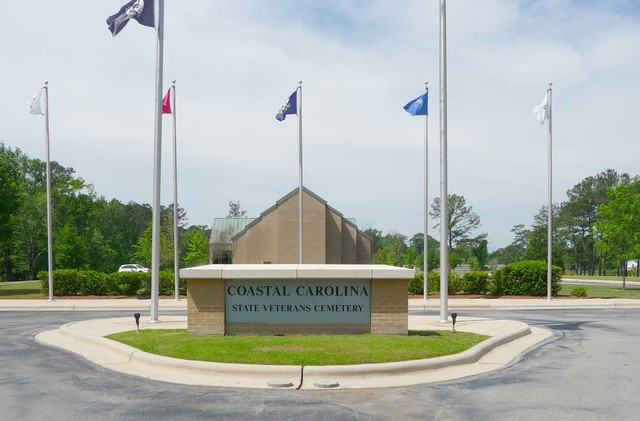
[209,187,371,264]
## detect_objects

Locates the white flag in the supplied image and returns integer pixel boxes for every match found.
[27,88,44,115]
[532,93,549,125]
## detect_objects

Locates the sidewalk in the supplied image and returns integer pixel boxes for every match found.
[0,298,187,311]
[409,297,640,311]
[1,297,638,311]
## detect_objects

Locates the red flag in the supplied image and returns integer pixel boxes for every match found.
[162,88,172,114]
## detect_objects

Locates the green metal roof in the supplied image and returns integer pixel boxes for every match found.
[209,217,256,246]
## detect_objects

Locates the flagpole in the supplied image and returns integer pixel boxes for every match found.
[171,80,179,301]
[439,0,449,322]
[150,0,164,322]
[423,81,429,301]
[298,81,303,264]
[43,82,54,302]
[547,82,553,302]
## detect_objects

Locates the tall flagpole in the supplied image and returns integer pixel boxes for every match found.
[423,81,429,301]
[547,82,553,301]
[439,0,449,322]
[43,82,54,302]
[150,0,164,322]
[298,81,303,264]
[171,80,179,301]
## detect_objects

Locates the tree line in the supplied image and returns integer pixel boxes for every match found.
[369,169,640,278]
[2,141,638,281]
[0,143,210,281]
[491,169,640,278]
[367,194,488,271]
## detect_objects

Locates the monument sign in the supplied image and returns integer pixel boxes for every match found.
[180,264,413,336]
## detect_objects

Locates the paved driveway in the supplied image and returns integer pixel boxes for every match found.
[1,309,638,420]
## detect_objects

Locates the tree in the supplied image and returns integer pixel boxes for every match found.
[430,194,483,250]
[559,170,629,275]
[227,201,247,217]
[0,144,21,244]
[183,225,210,267]
[471,237,488,270]
[0,144,24,280]
[408,233,440,271]
[371,233,407,267]
[596,179,640,288]
[363,228,383,255]
[133,205,186,269]
[522,204,566,267]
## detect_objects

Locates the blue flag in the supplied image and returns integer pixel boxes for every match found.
[107,0,155,37]
[276,91,297,121]
[403,93,428,116]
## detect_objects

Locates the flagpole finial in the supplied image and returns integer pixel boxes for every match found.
[298,80,303,86]
[548,81,553,88]
[172,80,176,86]
[44,81,48,86]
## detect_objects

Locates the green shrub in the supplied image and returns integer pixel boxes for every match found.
[137,270,186,296]
[415,271,462,295]
[448,273,464,294]
[490,260,562,296]
[570,286,588,297]
[409,272,425,295]
[38,269,81,296]
[78,270,109,295]
[36,269,186,297]
[110,272,148,295]
[37,270,49,295]
[160,269,186,295]
[427,272,440,294]
[461,271,490,294]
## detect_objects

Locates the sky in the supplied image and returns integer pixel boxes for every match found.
[2,0,640,251]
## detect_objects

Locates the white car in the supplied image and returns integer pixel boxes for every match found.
[118,264,150,273]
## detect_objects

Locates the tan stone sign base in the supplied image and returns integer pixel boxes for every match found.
[179,264,415,336]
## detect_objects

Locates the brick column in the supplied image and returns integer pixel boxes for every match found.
[187,279,225,335]
[370,279,408,335]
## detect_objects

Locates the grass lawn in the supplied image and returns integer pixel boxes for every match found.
[559,283,640,299]
[107,329,488,366]
[0,281,42,298]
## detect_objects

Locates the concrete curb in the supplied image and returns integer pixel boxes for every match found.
[35,315,551,390]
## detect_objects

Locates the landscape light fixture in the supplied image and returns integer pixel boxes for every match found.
[451,312,457,333]
[134,313,141,333]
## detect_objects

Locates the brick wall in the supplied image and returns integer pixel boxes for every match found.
[370,279,409,335]
[187,279,225,335]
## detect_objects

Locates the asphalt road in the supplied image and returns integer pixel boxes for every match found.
[1,309,638,420]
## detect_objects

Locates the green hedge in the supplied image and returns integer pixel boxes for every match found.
[462,272,490,294]
[137,269,187,296]
[489,260,562,296]
[409,271,464,295]
[38,269,186,296]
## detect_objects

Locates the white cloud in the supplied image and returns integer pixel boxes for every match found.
[2,0,639,250]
